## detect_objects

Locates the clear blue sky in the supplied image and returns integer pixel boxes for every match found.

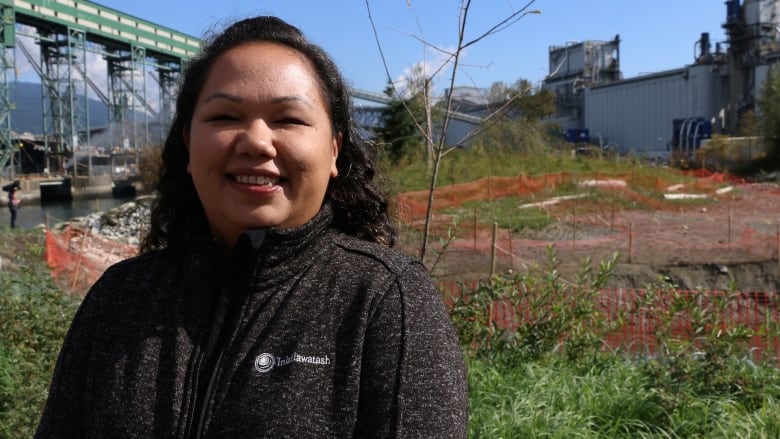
[52,1,732,95]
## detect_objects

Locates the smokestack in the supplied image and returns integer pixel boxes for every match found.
[700,32,711,56]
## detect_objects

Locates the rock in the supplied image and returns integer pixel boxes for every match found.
[59,195,153,246]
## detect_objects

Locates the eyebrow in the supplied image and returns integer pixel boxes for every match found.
[203,92,314,108]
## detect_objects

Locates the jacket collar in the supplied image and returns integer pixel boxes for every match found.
[182,204,334,288]
[235,203,333,271]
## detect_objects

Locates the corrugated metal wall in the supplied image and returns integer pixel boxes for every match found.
[583,65,725,156]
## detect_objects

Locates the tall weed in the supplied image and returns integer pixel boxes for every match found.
[630,283,779,414]
[0,231,79,437]
[450,248,621,363]
[452,253,780,437]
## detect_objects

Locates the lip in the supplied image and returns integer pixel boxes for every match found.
[227,170,284,194]
[233,174,279,186]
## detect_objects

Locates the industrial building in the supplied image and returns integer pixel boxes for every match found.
[543,0,780,159]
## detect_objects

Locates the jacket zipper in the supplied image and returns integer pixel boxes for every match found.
[184,289,232,438]
[193,351,226,439]
[185,229,264,437]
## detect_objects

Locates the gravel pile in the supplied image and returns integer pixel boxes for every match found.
[59,195,153,247]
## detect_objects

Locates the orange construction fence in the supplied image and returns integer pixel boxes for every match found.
[439,280,780,362]
[397,170,745,221]
[45,225,138,295]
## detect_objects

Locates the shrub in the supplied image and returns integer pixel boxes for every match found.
[0,231,79,437]
[449,248,621,363]
[137,144,163,194]
[453,254,780,437]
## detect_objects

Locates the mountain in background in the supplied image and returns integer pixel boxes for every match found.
[9,81,112,135]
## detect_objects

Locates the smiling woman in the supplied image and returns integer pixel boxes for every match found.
[35,15,468,439]
[185,41,340,245]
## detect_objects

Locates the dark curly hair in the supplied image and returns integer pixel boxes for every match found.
[141,16,395,253]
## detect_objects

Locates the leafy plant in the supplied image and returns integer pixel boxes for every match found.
[628,282,769,413]
[0,231,79,437]
[450,248,620,362]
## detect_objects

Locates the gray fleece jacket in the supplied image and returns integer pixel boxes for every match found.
[35,207,468,438]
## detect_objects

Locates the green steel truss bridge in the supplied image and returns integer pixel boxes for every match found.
[0,0,200,178]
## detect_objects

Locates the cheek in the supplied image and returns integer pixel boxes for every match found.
[187,140,220,176]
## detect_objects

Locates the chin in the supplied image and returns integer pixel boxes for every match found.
[240,208,287,229]
[244,219,282,229]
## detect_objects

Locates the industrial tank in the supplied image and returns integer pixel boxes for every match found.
[742,0,780,27]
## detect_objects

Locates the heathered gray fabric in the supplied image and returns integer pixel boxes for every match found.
[35,207,468,438]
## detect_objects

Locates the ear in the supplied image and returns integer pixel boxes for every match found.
[330,133,343,178]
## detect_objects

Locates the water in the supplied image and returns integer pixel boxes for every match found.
[0,196,133,229]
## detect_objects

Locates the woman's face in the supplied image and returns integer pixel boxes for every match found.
[186,42,340,247]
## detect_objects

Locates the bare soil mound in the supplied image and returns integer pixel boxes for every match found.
[401,182,780,292]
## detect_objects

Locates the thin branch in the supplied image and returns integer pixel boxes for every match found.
[419,0,471,262]
[462,1,539,50]
[365,1,434,145]
[365,1,397,95]
[367,0,542,265]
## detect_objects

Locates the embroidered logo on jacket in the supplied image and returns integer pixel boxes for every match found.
[254,352,331,373]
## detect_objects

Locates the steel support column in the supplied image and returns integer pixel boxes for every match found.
[39,27,88,176]
[157,63,179,140]
[130,44,148,152]
[0,6,15,178]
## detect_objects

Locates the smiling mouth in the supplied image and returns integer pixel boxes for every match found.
[233,174,280,187]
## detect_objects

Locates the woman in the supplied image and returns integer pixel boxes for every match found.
[8,185,20,228]
[36,16,468,438]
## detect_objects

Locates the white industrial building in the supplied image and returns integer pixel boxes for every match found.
[543,0,780,158]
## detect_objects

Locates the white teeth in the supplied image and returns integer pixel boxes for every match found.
[235,175,278,186]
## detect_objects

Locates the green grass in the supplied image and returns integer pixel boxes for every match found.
[385,148,692,193]
[398,149,723,240]
[0,229,80,438]
[446,196,555,233]
[468,354,780,438]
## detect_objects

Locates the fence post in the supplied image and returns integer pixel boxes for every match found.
[610,200,615,231]
[572,202,577,247]
[491,222,498,276]
[628,223,634,264]
[473,205,477,251]
[508,229,513,267]
[71,229,90,291]
[728,204,732,250]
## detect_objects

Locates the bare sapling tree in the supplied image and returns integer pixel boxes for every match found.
[365,0,541,266]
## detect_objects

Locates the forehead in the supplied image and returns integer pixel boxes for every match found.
[205,42,322,92]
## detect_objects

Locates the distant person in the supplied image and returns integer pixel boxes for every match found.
[35,15,468,438]
[8,184,20,228]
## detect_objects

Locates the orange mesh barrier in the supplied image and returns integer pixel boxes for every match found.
[45,225,138,295]
[440,281,780,363]
[41,171,738,293]
[397,171,734,221]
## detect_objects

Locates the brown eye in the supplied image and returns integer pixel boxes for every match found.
[277,117,306,125]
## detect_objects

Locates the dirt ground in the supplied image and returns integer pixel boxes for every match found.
[400,182,780,292]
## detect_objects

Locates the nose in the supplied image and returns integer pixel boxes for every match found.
[234,119,276,157]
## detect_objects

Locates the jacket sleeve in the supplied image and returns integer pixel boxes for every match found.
[34,282,102,438]
[354,262,468,438]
